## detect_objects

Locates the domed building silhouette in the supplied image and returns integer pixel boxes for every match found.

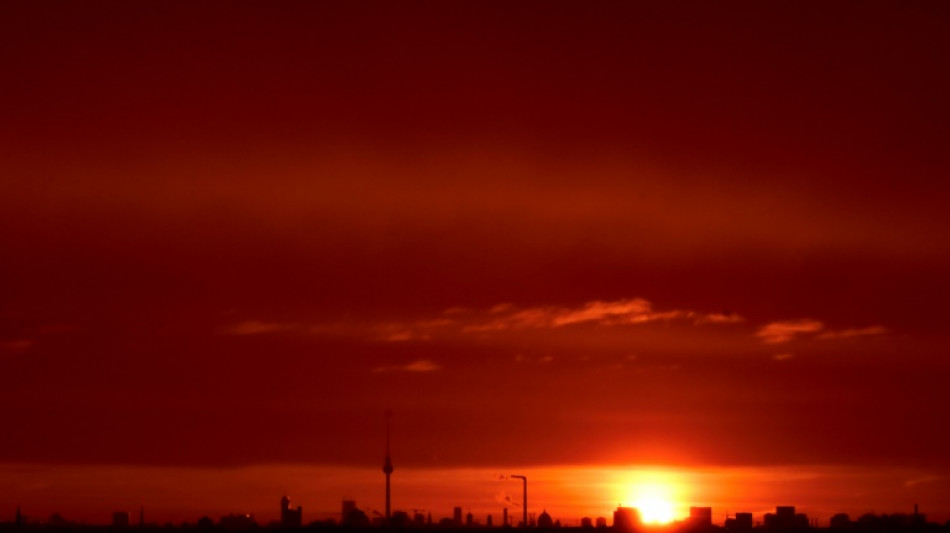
[538,510,554,528]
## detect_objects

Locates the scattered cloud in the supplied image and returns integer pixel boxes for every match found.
[372,359,441,373]
[756,319,825,344]
[221,303,885,361]
[772,353,794,361]
[818,325,888,340]
[222,320,298,335]
[551,298,654,326]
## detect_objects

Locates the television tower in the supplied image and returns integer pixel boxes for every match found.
[383,410,394,523]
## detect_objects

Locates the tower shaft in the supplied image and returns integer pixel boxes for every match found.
[385,470,391,521]
[383,411,394,523]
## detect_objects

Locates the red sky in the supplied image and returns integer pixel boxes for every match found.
[2,1,950,526]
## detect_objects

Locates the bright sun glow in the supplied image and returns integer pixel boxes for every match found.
[622,470,684,524]
[634,495,676,524]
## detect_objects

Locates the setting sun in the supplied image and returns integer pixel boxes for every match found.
[635,496,676,524]
[622,470,686,524]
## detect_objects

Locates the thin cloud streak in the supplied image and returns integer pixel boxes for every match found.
[757,320,889,344]
[817,325,888,340]
[219,298,740,342]
[222,320,298,336]
[372,359,441,373]
[460,298,731,333]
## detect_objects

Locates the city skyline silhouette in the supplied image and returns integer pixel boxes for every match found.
[2,485,945,531]
[3,1,950,529]
[3,458,948,527]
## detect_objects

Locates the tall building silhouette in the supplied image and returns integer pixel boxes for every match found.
[342,500,356,524]
[613,506,640,531]
[280,496,302,528]
[689,507,712,529]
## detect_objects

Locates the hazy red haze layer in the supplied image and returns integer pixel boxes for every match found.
[2,1,949,525]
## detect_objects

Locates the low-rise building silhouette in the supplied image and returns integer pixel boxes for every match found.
[726,513,753,531]
[764,507,809,530]
[217,514,257,531]
[342,500,368,527]
[112,512,131,528]
[831,513,852,530]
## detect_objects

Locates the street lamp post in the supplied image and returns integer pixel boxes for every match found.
[511,475,527,527]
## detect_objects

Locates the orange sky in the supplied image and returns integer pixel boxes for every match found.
[2,1,950,526]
